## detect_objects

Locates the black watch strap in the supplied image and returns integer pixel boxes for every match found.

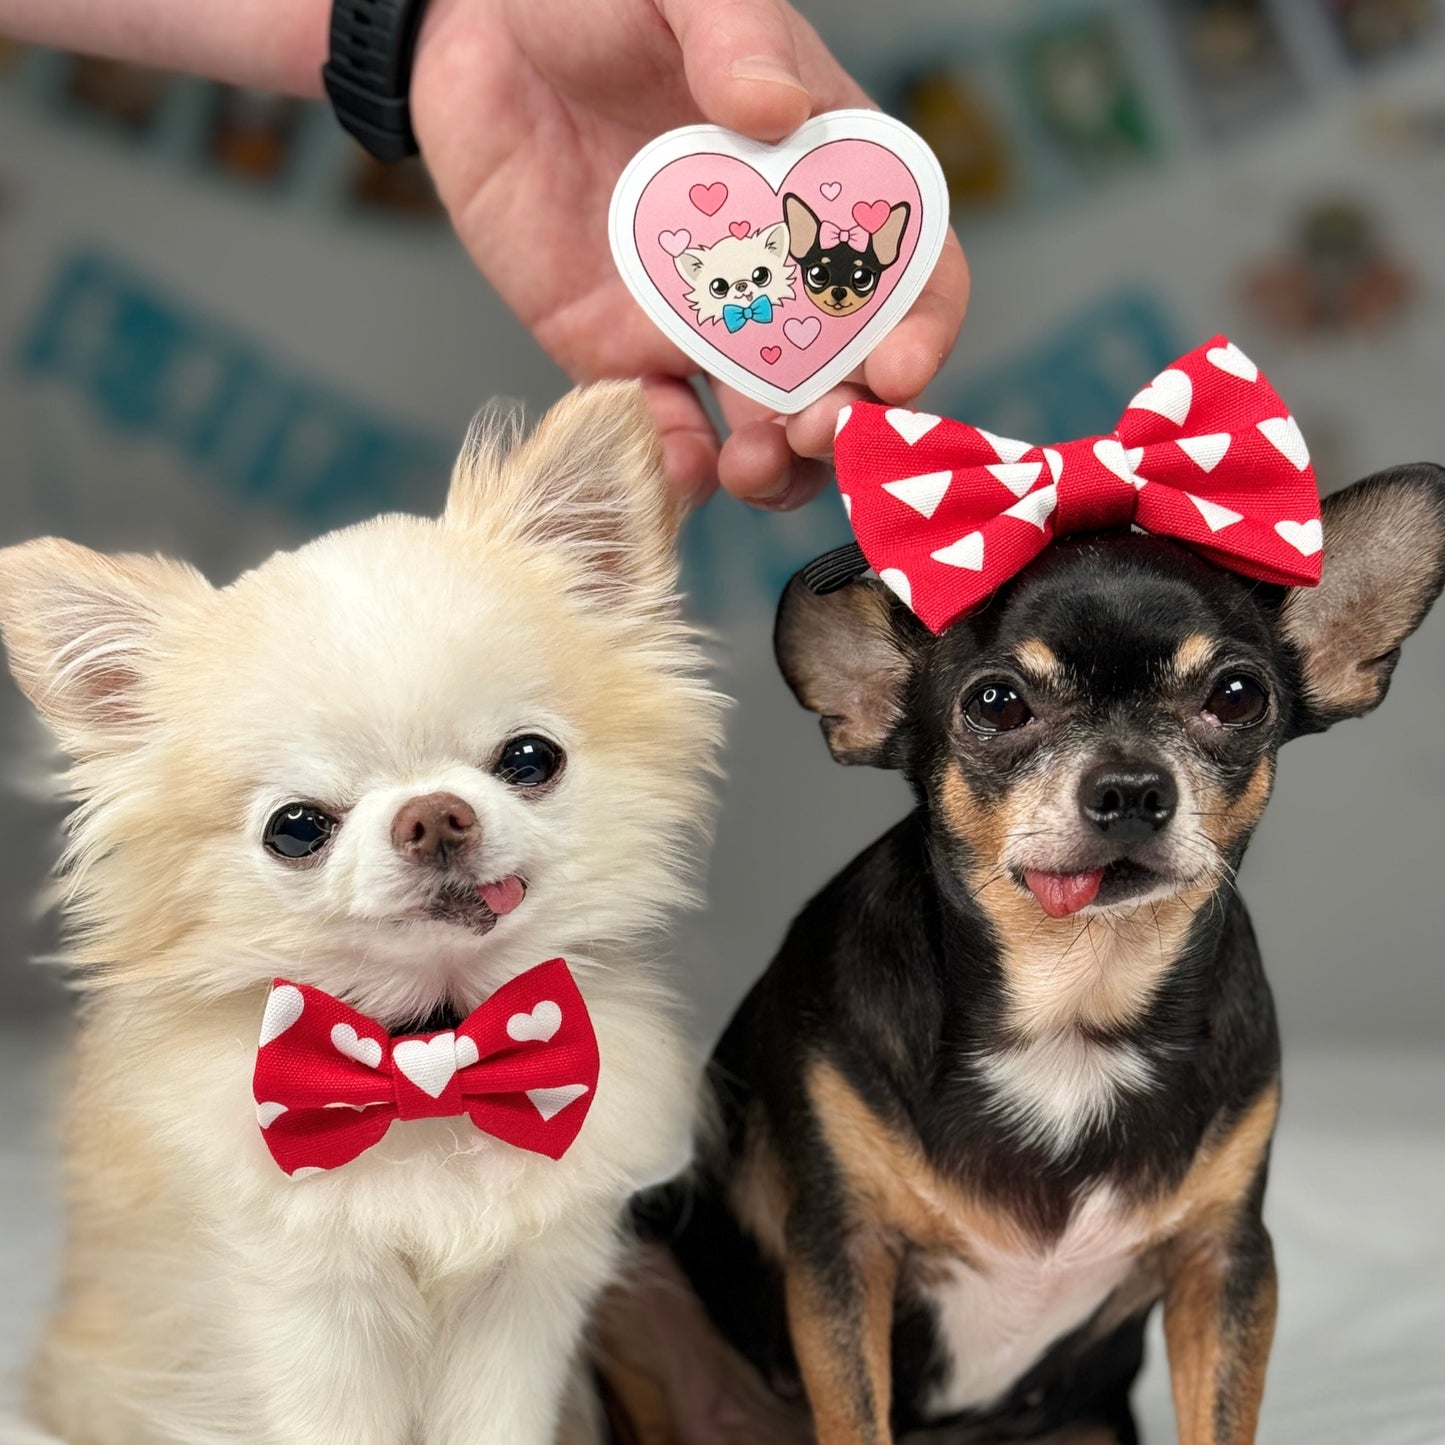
[322,0,431,163]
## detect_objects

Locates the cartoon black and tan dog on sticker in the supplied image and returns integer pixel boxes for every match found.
[783,193,910,318]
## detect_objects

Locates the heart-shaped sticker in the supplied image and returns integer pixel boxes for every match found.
[610,110,949,415]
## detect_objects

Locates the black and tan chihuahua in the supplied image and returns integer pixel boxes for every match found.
[784,193,910,318]
[596,465,1445,1445]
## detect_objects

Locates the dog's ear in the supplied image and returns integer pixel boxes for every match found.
[782,194,819,259]
[445,381,683,606]
[1280,464,1445,733]
[775,572,922,767]
[871,202,910,267]
[0,538,210,750]
[674,248,707,285]
[759,221,790,263]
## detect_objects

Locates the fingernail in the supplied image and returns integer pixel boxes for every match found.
[753,474,795,506]
[729,54,807,93]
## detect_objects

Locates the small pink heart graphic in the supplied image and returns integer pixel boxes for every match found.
[688,182,728,216]
[852,199,892,233]
[820,180,843,201]
[760,345,783,365]
[657,228,691,256]
[728,220,752,239]
[784,315,822,350]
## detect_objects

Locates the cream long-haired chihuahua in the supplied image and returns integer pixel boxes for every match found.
[0,384,724,1445]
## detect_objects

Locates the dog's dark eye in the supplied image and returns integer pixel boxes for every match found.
[963,684,1032,735]
[1204,676,1269,728]
[851,264,876,293]
[708,277,730,298]
[806,262,831,289]
[264,804,338,860]
[751,266,772,287]
[494,735,564,788]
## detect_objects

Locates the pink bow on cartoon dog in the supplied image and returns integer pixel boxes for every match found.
[819,220,870,250]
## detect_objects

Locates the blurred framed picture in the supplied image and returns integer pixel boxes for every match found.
[64,57,170,135]
[1166,0,1304,136]
[206,87,304,187]
[1243,197,1416,338]
[0,37,24,74]
[350,155,446,222]
[896,65,1019,213]
[1014,14,1156,178]
[1323,0,1439,62]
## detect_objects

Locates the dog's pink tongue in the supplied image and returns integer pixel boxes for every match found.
[478,875,526,917]
[1024,868,1105,919]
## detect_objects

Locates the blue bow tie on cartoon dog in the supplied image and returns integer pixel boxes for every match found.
[722,295,774,332]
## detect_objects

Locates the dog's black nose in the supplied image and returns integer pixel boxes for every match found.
[830,286,848,302]
[1079,763,1177,841]
[392,792,477,865]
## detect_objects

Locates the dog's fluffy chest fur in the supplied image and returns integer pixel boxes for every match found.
[977,1030,1156,1161]
[908,1186,1150,1418]
[42,965,697,1442]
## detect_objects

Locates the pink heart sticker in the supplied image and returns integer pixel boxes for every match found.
[784,315,822,349]
[852,199,892,233]
[688,182,728,216]
[610,111,949,414]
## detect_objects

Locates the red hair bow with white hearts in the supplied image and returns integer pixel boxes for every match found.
[252,959,599,1179]
[832,336,1323,634]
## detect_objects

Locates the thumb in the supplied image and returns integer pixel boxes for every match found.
[659,0,811,141]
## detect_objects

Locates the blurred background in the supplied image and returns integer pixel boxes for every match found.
[2,0,1442,1038]
[1,1,1443,1438]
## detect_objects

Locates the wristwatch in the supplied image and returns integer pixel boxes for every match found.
[322,0,432,163]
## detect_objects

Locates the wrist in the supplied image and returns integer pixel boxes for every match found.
[0,0,330,97]
[270,0,332,98]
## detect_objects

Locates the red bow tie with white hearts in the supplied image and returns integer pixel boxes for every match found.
[252,959,599,1179]
[832,336,1323,634]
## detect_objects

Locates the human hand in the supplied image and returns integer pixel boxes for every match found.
[410,0,969,509]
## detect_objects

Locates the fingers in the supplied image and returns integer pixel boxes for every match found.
[717,396,833,510]
[642,375,722,507]
[784,381,870,463]
[659,0,811,140]
[713,230,968,504]
[863,230,970,405]
[720,423,832,509]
